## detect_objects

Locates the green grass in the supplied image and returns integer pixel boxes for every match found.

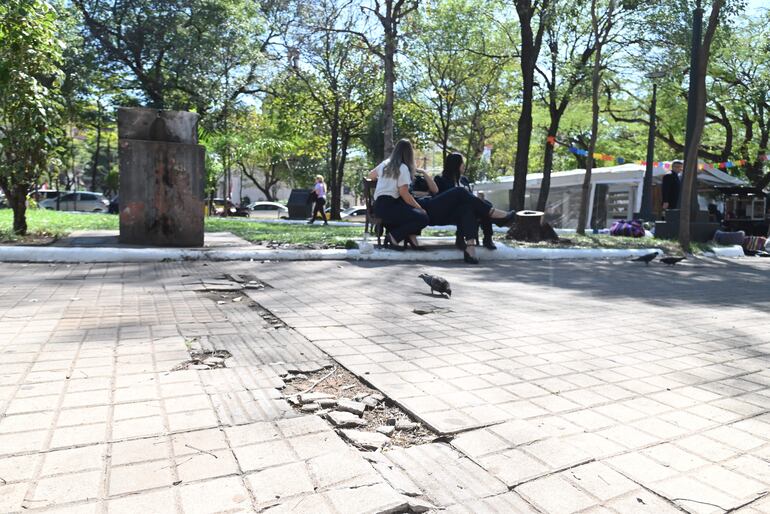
[0,209,119,242]
[0,209,715,253]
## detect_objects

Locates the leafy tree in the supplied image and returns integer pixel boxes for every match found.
[511,0,553,211]
[534,0,594,210]
[679,0,725,249]
[336,0,419,155]
[0,0,64,235]
[288,0,380,219]
[73,0,276,113]
[406,0,512,167]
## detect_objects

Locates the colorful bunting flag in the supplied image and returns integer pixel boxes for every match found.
[547,136,770,173]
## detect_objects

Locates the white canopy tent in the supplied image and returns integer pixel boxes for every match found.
[475,163,745,229]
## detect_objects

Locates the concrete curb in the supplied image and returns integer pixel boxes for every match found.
[0,244,684,263]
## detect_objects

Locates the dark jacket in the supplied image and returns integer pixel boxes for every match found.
[661,172,681,209]
[434,175,473,194]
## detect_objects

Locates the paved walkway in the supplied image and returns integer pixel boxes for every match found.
[1,258,769,513]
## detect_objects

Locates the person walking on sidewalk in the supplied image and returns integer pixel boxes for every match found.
[308,175,328,225]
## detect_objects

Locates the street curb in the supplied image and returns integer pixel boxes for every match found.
[0,244,684,263]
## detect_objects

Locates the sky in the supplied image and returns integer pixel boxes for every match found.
[745,0,767,16]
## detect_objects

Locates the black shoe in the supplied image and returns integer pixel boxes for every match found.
[493,211,516,227]
[405,238,426,251]
[383,233,405,251]
[454,236,464,249]
[463,249,479,264]
[482,236,497,250]
[323,222,328,226]
[307,220,314,224]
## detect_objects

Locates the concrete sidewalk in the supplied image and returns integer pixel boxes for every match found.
[1,258,769,513]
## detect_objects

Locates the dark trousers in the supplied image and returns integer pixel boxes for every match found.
[418,187,491,240]
[311,197,327,222]
[374,196,429,242]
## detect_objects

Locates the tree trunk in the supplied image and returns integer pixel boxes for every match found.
[90,102,103,191]
[512,6,536,211]
[333,133,350,220]
[576,0,607,235]
[10,184,28,236]
[679,0,723,250]
[383,33,396,156]
[537,122,559,212]
[329,114,340,219]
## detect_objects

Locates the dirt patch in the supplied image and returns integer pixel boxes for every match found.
[283,367,436,448]
[0,235,57,246]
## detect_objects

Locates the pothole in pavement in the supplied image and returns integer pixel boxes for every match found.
[197,274,272,292]
[199,290,287,329]
[282,366,438,449]
[172,339,232,371]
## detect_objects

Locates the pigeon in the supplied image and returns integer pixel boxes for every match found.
[660,256,686,266]
[631,252,658,265]
[419,273,451,297]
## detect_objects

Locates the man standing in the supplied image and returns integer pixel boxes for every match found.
[661,159,683,210]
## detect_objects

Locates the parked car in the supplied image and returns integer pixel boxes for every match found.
[33,190,61,202]
[340,206,368,222]
[247,201,288,218]
[39,191,110,212]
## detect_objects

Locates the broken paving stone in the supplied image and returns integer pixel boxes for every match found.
[353,392,368,401]
[362,396,381,408]
[301,403,320,413]
[376,425,395,437]
[326,411,366,428]
[396,421,419,431]
[232,296,243,302]
[317,398,337,408]
[339,429,389,450]
[369,393,385,402]
[337,399,366,416]
[283,373,308,381]
[203,356,226,366]
[406,498,436,513]
[299,392,334,405]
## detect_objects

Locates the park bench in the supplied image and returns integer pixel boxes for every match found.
[362,178,385,246]
[361,177,461,248]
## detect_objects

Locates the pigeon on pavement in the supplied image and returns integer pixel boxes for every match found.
[660,256,686,266]
[631,252,658,265]
[419,273,451,297]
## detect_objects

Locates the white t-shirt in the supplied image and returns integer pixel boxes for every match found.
[373,160,411,200]
[313,182,326,198]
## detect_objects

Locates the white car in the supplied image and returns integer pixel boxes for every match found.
[39,191,109,212]
[340,206,368,222]
[247,201,288,218]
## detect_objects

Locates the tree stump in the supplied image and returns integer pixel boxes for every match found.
[506,210,559,242]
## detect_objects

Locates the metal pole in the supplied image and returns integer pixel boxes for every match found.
[640,82,657,220]
[683,0,703,219]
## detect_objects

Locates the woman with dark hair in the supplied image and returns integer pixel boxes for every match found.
[411,153,512,263]
[368,139,429,250]
[434,153,497,250]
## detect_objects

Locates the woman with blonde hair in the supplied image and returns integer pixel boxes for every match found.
[368,139,429,250]
[308,174,328,225]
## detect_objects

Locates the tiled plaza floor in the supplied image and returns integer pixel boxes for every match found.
[1,258,769,513]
